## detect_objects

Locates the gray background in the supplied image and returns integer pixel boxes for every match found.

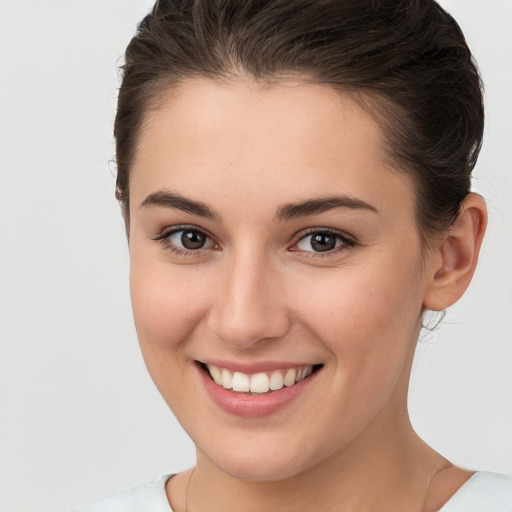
[0,1,511,511]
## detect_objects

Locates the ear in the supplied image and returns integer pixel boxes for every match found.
[423,193,487,311]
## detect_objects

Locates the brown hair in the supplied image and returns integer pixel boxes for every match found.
[114,0,484,240]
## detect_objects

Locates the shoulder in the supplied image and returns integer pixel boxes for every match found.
[70,474,174,512]
[440,472,512,512]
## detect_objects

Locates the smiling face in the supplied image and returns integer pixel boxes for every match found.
[128,78,434,481]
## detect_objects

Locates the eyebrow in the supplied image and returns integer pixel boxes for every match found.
[274,195,379,222]
[140,190,378,222]
[140,191,221,220]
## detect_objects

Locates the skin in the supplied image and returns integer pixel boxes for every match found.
[128,77,486,512]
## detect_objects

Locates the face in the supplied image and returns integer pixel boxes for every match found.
[129,78,433,481]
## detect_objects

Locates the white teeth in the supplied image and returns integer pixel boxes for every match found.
[206,364,315,394]
[269,370,284,391]
[232,372,250,392]
[207,365,222,385]
[283,368,296,387]
[221,368,233,389]
[250,372,270,393]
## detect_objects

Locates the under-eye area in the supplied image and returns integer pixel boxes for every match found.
[197,362,324,395]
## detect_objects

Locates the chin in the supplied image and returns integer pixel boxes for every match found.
[213,455,306,482]
[196,433,331,482]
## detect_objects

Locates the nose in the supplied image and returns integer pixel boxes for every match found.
[207,250,291,349]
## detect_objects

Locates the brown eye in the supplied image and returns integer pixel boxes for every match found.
[165,228,215,252]
[295,229,354,254]
[180,230,207,250]
[309,233,337,252]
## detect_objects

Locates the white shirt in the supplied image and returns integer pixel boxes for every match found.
[71,471,512,512]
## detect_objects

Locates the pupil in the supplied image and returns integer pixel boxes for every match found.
[181,230,206,250]
[311,233,336,252]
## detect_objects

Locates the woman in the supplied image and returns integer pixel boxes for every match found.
[72,0,511,510]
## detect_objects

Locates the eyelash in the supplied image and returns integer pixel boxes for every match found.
[153,225,356,258]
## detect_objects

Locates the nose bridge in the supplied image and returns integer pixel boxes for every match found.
[208,245,290,348]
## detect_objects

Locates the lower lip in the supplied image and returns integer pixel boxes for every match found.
[197,364,320,418]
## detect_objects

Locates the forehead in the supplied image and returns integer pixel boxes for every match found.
[130,77,415,221]
[136,77,381,164]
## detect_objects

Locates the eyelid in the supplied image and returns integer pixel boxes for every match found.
[294,227,356,243]
[153,224,202,240]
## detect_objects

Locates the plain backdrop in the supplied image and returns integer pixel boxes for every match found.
[0,1,511,511]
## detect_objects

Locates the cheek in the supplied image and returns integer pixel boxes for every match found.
[291,256,424,377]
[298,270,421,338]
[290,266,423,436]
[129,252,211,354]
[129,255,214,414]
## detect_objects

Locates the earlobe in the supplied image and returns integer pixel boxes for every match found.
[423,193,487,311]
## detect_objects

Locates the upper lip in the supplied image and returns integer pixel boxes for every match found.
[197,359,321,374]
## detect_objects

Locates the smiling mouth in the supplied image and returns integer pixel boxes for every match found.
[198,362,323,395]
